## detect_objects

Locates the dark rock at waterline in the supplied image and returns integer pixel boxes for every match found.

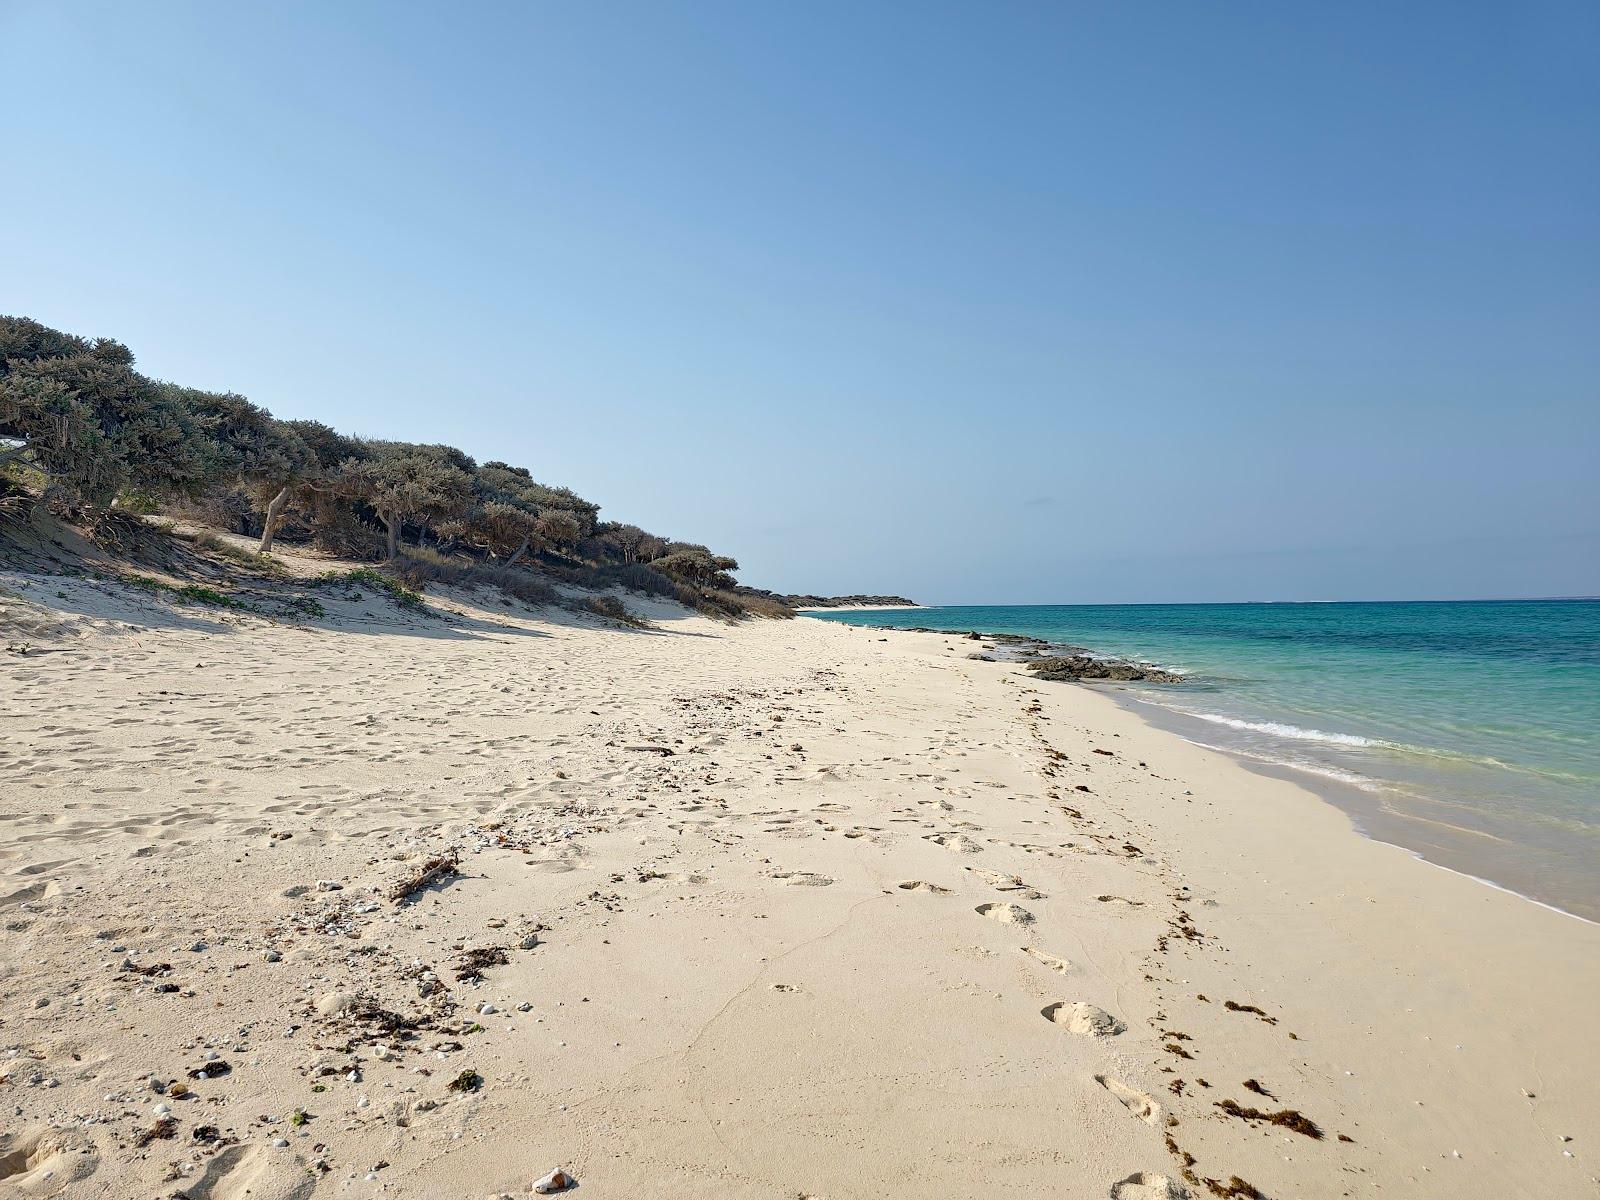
[1025,655,1181,683]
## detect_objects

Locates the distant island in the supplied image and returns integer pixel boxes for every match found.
[770,593,919,609]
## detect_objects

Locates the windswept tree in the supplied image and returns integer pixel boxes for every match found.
[457,462,545,564]
[650,542,740,590]
[456,462,597,563]
[595,521,668,564]
[0,318,222,510]
[340,441,474,559]
[534,508,584,552]
[167,388,315,551]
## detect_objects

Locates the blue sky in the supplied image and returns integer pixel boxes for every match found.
[3,1,1596,602]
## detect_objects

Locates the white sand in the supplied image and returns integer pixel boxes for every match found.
[1,566,1595,1198]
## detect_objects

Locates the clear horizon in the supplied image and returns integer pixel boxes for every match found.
[3,1,1597,605]
[853,595,1600,607]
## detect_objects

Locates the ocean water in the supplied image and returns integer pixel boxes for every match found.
[809,601,1600,921]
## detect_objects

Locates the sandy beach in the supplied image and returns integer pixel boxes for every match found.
[2,566,1596,1199]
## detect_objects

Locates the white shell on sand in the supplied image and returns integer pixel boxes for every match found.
[532,1167,573,1193]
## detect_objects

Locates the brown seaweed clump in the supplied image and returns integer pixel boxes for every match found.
[1216,1097,1323,1139]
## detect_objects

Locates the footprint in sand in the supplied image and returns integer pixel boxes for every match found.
[967,865,1044,898]
[975,902,1034,925]
[638,871,707,884]
[1042,1001,1125,1036]
[1021,946,1070,973]
[897,880,951,894]
[926,832,982,853]
[775,871,834,887]
[1096,894,1144,907]
[184,1145,313,1200]
[1095,1074,1162,1124]
[0,1129,98,1189]
[0,880,58,909]
[1109,1171,1190,1199]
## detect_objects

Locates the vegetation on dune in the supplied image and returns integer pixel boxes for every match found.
[0,314,789,619]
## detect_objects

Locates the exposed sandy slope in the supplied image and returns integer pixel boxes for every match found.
[1,567,1595,1199]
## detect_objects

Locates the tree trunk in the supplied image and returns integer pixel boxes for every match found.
[505,534,532,568]
[257,485,291,553]
[383,512,398,560]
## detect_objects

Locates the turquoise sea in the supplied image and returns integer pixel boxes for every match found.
[809,601,1600,921]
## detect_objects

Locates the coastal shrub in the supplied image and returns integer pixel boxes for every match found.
[1,315,777,620]
[470,565,563,609]
[336,443,475,561]
[120,573,253,611]
[167,525,285,574]
[319,566,426,610]
[719,589,793,620]
[580,593,648,628]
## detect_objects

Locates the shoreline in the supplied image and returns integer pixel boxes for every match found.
[803,610,1600,926]
[1106,689,1600,924]
[3,574,1595,1197]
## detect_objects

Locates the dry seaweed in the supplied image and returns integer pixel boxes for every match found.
[1204,1177,1268,1199]
[341,996,437,1037]
[1223,1000,1277,1024]
[134,1116,177,1147]
[1215,1098,1323,1139]
[453,946,509,983]
[446,1069,483,1093]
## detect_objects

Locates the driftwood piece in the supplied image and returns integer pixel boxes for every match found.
[389,851,460,903]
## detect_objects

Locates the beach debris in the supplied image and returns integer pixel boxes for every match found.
[1241,1078,1275,1098]
[388,851,460,903]
[1201,1178,1266,1199]
[453,946,509,982]
[133,1116,177,1147]
[186,1059,231,1079]
[446,1069,483,1093]
[1222,1000,1277,1025]
[624,744,675,755]
[1042,1001,1125,1036]
[532,1167,574,1193]
[1215,1098,1323,1139]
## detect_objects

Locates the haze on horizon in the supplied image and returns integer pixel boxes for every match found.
[3,1,1596,605]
